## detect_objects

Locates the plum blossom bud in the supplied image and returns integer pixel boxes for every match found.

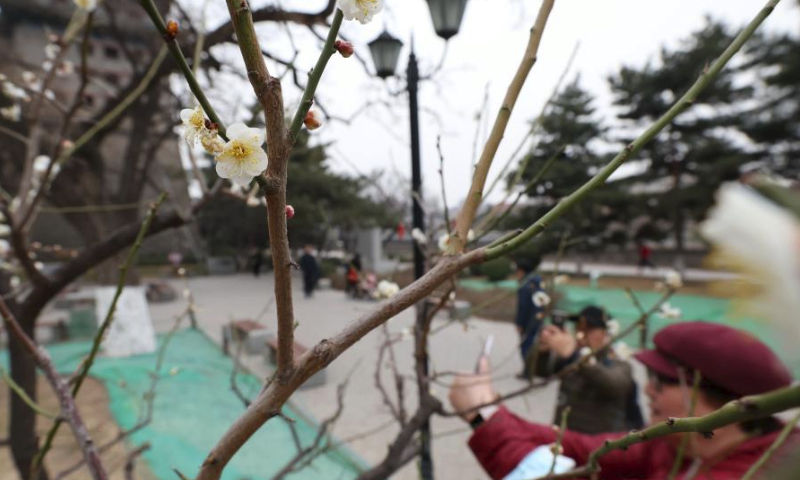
[334,39,354,58]
[411,228,427,245]
[665,269,683,289]
[285,205,295,219]
[166,20,179,40]
[304,110,322,130]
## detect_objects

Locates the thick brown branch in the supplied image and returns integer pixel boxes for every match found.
[196,251,484,480]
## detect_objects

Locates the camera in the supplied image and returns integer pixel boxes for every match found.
[550,311,572,330]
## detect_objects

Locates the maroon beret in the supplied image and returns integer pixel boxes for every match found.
[634,321,792,397]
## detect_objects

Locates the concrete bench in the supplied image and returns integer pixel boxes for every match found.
[222,320,271,355]
[264,337,325,389]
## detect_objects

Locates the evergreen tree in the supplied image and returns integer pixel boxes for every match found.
[740,31,800,179]
[607,20,755,255]
[502,77,616,256]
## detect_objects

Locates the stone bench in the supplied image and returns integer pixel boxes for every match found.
[222,319,271,355]
[264,337,325,389]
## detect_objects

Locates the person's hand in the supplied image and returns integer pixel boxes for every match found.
[448,356,499,422]
[539,325,577,359]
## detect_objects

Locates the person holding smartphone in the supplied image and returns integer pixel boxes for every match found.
[533,305,643,434]
[448,322,795,480]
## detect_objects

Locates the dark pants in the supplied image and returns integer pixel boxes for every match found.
[303,275,316,297]
[519,322,540,375]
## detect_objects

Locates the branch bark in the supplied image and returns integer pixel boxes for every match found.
[449,0,556,253]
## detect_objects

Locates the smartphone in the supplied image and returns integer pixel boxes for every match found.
[475,335,494,373]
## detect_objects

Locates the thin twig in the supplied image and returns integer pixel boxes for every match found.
[739,410,800,480]
[667,370,702,480]
[31,193,167,477]
[436,136,451,235]
[0,298,109,480]
[138,0,226,135]
[123,443,151,480]
[486,0,780,260]
[288,9,344,141]
[0,366,58,419]
[55,306,189,480]
[548,406,571,475]
[450,0,556,253]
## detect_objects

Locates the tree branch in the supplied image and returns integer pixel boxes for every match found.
[0,298,109,480]
[486,0,780,259]
[449,0,556,253]
[30,193,166,478]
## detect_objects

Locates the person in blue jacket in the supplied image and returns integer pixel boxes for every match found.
[513,261,543,378]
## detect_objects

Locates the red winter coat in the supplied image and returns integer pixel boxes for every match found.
[469,406,799,480]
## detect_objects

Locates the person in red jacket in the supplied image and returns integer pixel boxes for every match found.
[449,322,798,480]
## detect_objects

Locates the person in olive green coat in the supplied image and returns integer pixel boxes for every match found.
[534,306,643,434]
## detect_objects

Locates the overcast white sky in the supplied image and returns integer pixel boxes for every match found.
[202,0,799,207]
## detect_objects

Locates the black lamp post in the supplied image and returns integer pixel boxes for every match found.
[367,3,470,479]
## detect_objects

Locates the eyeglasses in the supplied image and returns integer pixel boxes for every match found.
[647,370,680,392]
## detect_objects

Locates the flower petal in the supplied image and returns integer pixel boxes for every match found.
[215,159,237,179]
[230,171,254,186]
[242,149,268,176]
[226,122,250,140]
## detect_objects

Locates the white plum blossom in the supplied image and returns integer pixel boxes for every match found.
[553,274,570,286]
[44,43,60,60]
[73,0,97,11]
[658,302,682,320]
[337,0,384,24]
[33,155,51,173]
[411,228,428,245]
[532,291,551,308]
[437,229,475,251]
[437,233,450,251]
[56,61,75,77]
[1,81,29,102]
[21,71,37,87]
[215,123,268,186]
[606,319,620,336]
[0,225,10,237]
[654,281,666,292]
[612,342,632,361]
[246,196,261,208]
[9,276,21,289]
[0,104,21,122]
[579,347,597,366]
[0,239,9,256]
[180,106,206,146]
[373,280,400,299]
[700,182,800,344]
[664,269,683,289]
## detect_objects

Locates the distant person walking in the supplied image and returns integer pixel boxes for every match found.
[298,245,321,298]
[249,247,263,277]
[637,241,656,271]
[345,253,362,298]
[514,262,544,378]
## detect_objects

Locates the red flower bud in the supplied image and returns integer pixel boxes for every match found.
[166,20,179,40]
[334,40,354,58]
[303,110,322,131]
[285,205,295,219]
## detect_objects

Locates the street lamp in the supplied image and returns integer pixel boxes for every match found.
[426,0,470,40]
[367,4,470,479]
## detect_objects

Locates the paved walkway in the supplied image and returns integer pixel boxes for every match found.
[146,273,563,480]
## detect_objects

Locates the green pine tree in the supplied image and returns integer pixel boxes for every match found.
[607,19,755,255]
